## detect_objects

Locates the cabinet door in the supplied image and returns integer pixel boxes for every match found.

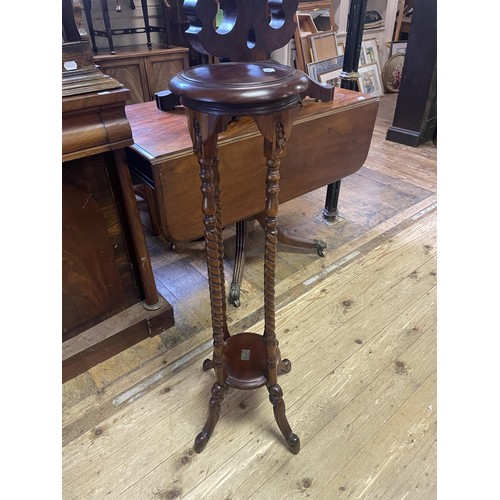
[144,52,189,100]
[97,57,149,104]
[62,154,142,341]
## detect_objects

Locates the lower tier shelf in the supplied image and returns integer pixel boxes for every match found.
[224,332,269,390]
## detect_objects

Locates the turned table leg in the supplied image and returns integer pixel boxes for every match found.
[255,112,300,454]
[187,109,300,455]
[229,219,248,307]
[186,111,229,452]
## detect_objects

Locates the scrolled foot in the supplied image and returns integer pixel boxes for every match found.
[229,283,241,307]
[287,433,300,454]
[194,382,225,453]
[194,432,209,453]
[279,358,292,374]
[268,384,300,454]
[314,239,327,257]
[202,358,215,371]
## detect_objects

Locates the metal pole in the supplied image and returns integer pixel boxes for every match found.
[340,0,368,91]
[323,0,368,220]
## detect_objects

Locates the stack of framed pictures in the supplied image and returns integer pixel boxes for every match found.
[306,30,345,87]
[305,35,386,95]
[356,38,384,97]
[294,4,336,72]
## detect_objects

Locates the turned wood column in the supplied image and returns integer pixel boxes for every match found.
[186,110,229,382]
[253,110,294,385]
[114,149,162,310]
[253,108,300,455]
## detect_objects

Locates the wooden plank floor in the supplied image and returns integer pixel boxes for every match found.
[62,93,437,499]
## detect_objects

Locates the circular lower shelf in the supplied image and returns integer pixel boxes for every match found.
[224,332,269,390]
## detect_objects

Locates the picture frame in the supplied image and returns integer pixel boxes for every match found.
[390,41,408,56]
[336,32,346,55]
[361,38,381,72]
[357,63,384,97]
[307,55,344,82]
[382,53,405,93]
[308,31,338,62]
[297,13,318,36]
[319,68,342,87]
[359,49,367,67]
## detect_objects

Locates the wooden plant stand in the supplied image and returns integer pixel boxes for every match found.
[187,106,301,455]
[168,0,312,456]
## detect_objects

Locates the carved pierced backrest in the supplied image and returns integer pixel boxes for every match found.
[183,0,299,61]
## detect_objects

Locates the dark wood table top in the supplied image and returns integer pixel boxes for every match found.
[125,88,379,163]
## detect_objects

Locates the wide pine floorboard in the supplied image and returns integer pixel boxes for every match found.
[62,93,437,500]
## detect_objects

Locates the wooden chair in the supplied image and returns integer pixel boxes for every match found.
[168,0,319,454]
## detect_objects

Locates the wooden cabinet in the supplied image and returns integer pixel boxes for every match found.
[62,39,175,382]
[386,0,436,146]
[94,43,189,104]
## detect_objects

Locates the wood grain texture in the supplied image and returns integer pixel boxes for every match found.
[62,81,175,381]
[62,94,437,498]
[126,89,379,242]
[94,44,190,104]
[62,87,133,160]
[62,208,436,499]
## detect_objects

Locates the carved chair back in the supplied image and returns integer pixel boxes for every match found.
[182,0,299,62]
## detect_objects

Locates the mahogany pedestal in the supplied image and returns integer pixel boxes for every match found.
[169,61,309,454]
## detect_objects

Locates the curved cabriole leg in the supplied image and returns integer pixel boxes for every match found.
[276,226,327,257]
[187,110,229,451]
[268,384,300,454]
[194,382,226,453]
[277,344,292,374]
[254,111,300,454]
[255,212,327,257]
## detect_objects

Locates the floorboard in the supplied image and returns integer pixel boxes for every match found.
[62,93,437,499]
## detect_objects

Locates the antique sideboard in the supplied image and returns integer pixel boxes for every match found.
[62,38,175,382]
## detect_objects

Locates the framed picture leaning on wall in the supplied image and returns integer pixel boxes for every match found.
[319,68,342,87]
[382,53,405,93]
[357,63,384,97]
[308,31,338,61]
[335,32,346,56]
[390,41,408,56]
[361,38,381,72]
[307,55,344,83]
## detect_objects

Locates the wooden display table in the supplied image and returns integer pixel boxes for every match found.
[125,88,379,244]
